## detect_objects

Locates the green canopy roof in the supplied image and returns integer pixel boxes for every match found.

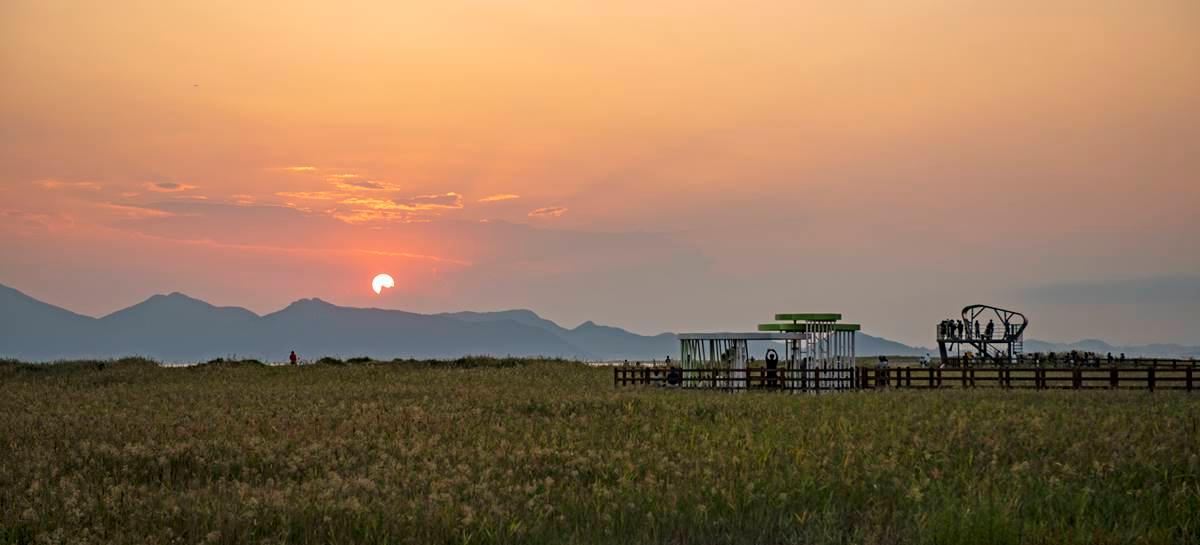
[758,323,860,332]
[774,313,842,322]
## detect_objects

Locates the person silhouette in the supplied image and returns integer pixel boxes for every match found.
[289,351,298,366]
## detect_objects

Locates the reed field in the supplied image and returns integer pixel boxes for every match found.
[1,358,1198,545]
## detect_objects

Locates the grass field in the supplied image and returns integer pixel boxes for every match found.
[2,358,1198,545]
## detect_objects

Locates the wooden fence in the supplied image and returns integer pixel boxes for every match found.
[614,366,1198,392]
[937,356,1198,369]
[613,367,857,392]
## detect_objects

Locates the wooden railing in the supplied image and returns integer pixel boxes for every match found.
[614,366,1198,392]
[938,357,1198,369]
[613,367,856,392]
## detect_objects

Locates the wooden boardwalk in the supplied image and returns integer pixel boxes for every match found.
[614,365,1198,392]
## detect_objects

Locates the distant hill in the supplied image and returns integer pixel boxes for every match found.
[439,310,677,361]
[1024,339,1200,359]
[0,283,99,361]
[0,285,590,362]
[855,334,932,357]
[2,283,1194,362]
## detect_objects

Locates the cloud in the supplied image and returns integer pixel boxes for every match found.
[528,206,567,218]
[99,203,175,219]
[331,209,431,225]
[0,208,69,231]
[478,194,521,203]
[275,191,344,201]
[38,179,103,191]
[332,179,402,192]
[337,192,463,212]
[277,189,464,224]
[406,192,463,210]
[231,194,256,205]
[147,182,197,193]
[339,196,402,210]
[325,174,360,180]
[280,166,317,172]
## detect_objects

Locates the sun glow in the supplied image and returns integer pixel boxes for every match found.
[371,273,395,295]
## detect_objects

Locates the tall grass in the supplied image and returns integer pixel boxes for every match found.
[1,359,1196,544]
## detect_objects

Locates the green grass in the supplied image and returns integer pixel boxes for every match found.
[1,359,1198,544]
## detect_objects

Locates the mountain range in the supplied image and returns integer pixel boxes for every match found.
[1,283,1196,362]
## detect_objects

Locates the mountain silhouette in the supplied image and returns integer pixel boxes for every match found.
[0,283,98,361]
[2,283,1195,362]
[0,284,608,362]
[439,311,678,361]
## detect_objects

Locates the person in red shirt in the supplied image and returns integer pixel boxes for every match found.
[289,351,298,366]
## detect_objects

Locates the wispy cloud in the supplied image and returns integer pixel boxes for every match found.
[275,191,344,201]
[528,206,567,218]
[332,179,402,192]
[280,166,317,172]
[146,182,197,193]
[99,203,175,219]
[478,193,520,203]
[38,179,103,191]
[337,192,464,211]
[0,208,70,231]
[407,192,463,210]
[331,209,431,225]
[325,174,360,180]
[278,189,464,224]
[339,197,402,210]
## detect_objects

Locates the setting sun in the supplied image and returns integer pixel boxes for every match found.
[371,273,395,295]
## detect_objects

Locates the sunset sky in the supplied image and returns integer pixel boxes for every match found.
[2,1,1197,346]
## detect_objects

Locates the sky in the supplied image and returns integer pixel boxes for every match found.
[1,0,1198,347]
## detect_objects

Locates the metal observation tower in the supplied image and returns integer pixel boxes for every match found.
[937,304,1027,365]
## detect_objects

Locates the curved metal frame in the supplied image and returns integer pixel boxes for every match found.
[937,304,1029,366]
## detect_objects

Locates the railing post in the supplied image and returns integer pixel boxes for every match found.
[1110,368,1118,389]
[1148,367,1155,392]
[1187,367,1194,392]
[1073,367,1081,390]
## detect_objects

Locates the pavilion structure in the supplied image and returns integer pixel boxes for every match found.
[678,313,860,392]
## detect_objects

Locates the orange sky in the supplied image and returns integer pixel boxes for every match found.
[2,1,1198,346]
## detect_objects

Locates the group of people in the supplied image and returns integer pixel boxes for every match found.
[1022,351,1127,367]
[938,318,1016,341]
